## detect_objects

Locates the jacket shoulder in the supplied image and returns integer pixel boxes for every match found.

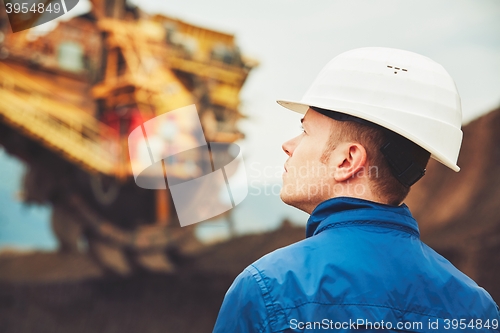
[213,266,273,333]
[248,230,500,327]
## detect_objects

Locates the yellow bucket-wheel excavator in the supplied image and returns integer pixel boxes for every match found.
[0,0,257,275]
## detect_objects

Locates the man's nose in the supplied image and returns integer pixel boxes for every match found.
[282,136,298,157]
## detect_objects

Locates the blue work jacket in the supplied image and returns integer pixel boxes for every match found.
[213,197,500,332]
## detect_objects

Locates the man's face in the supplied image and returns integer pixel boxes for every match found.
[280,108,338,213]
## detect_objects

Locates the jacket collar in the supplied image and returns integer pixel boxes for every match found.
[306,197,420,238]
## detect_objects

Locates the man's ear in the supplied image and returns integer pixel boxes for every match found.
[331,142,368,182]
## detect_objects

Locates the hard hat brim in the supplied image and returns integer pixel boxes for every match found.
[276,99,461,172]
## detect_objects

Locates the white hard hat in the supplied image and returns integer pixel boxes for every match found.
[277,47,463,172]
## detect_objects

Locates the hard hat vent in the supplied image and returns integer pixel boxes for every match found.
[387,65,408,74]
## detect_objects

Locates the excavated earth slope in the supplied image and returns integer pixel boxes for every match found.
[406,107,500,298]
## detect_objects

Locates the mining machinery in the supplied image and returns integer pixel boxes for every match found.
[0,0,256,274]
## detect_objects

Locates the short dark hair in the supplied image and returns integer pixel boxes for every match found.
[321,119,428,206]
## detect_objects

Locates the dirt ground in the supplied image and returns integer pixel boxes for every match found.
[1,203,499,333]
[0,223,305,333]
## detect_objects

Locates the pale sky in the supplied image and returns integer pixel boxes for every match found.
[60,0,500,184]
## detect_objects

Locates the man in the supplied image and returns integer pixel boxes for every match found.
[212,47,500,332]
